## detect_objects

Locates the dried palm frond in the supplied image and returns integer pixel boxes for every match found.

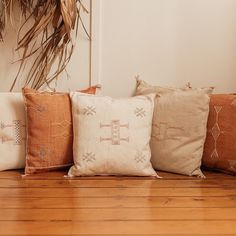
[18,0,33,17]
[0,1,5,41]
[0,0,33,40]
[0,0,12,41]
[11,0,89,91]
[0,0,89,91]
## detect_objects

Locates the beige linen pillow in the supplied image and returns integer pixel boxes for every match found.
[0,93,26,171]
[151,91,210,177]
[68,92,157,177]
[135,79,179,95]
[135,78,214,95]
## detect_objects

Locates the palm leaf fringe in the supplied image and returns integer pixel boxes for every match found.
[0,0,89,90]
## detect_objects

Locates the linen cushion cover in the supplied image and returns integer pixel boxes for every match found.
[135,78,214,95]
[135,79,211,176]
[135,78,180,96]
[150,91,210,177]
[69,92,157,177]
[202,94,236,175]
[23,87,97,174]
[0,93,26,171]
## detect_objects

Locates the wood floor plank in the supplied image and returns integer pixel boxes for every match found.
[0,170,235,235]
[0,179,236,188]
[0,196,236,209]
[0,187,235,198]
[0,221,236,235]
[0,208,236,221]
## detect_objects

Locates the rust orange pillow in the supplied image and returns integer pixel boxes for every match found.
[23,87,97,174]
[79,85,101,94]
[202,94,236,175]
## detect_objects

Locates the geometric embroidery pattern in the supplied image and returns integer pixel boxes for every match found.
[83,106,96,115]
[0,120,25,145]
[152,122,184,141]
[228,160,236,172]
[82,152,96,162]
[210,106,223,160]
[134,108,146,118]
[13,120,23,145]
[100,120,129,145]
[1,136,14,144]
[51,120,72,138]
[231,99,236,107]
[28,104,46,114]
[38,147,47,158]
[134,151,146,163]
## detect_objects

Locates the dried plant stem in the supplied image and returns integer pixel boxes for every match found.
[0,0,90,91]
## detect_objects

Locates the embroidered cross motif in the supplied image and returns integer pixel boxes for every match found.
[152,122,185,141]
[39,147,47,158]
[82,152,96,162]
[100,120,129,145]
[83,106,96,115]
[134,108,146,118]
[135,151,146,163]
[0,120,25,145]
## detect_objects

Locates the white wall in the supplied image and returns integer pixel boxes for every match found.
[1,0,236,96]
[99,0,236,97]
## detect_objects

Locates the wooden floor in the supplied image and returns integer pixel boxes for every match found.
[0,170,235,235]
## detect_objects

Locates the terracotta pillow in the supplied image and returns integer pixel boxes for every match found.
[202,94,236,175]
[23,87,97,174]
[80,84,101,94]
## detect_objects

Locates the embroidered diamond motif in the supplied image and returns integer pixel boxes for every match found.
[210,106,222,160]
[51,120,72,138]
[60,120,72,128]
[82,152,96,162]
[211,123,221,141]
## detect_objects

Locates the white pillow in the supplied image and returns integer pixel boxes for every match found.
[0,93,26,170]
[68,92,157,177]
